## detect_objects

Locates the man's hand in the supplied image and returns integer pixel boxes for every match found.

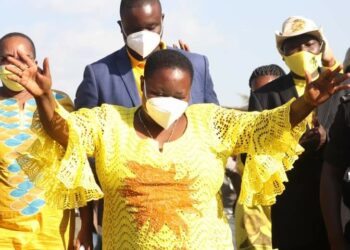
[74,227,93,250]
[5,50,52,98]
[173,40,190,52]
[299,125,327,152]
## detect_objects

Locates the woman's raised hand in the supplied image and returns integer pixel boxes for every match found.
[6,50,52,98]
[304,66,350,107]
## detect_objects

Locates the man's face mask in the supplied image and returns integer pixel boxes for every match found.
[122,23,163,59]
[283,51,322,77]
[0,65,25,92]
[143,81,188,129]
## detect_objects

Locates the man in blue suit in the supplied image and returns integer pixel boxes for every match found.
[74,0,218,248]
[75,0,218,109]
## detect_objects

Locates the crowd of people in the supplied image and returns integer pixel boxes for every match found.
[1,0,350,250]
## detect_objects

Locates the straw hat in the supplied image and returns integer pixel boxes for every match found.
[275,16,324,55]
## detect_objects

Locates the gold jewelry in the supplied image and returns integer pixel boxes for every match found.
[137,108,178,143]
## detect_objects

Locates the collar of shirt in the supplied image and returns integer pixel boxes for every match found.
[127,41,167,97]
[292,60,341,98]
[293,78,306,98]
[293,77,315,127]
[292,60,340,128]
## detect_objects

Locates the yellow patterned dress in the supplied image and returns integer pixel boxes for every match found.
[19,101,305,250]
[0,90,74,250]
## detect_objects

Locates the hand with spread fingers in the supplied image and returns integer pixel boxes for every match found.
[5,50,58,142]
[289,66,350,127]
[304,66,350,107]
[5,50,52,98]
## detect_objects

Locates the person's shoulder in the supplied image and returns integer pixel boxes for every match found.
[340,93,350,104]
[188,102,216,110]
[187,103,219,118]
[52,89,71,101]
[52,89,74,111]
[100,103,135,115]
[89,47,126,67]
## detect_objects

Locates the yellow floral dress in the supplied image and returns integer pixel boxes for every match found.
[0,91,74,250]
[19,100,305,250]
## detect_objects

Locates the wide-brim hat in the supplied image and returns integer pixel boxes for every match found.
[275,16,324,55]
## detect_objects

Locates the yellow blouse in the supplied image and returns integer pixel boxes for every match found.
[19,101,305,250]
[0,90,74,250]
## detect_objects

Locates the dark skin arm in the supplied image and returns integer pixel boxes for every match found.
[5,50,350,250]
[321,162,348,250]
[75,203,94,250]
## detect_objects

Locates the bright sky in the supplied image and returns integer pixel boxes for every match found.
[2,0,350,107]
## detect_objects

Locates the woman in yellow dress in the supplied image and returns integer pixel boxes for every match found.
[0,33,75,249]
[7,49,349,250]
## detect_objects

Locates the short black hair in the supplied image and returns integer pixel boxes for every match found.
[0,32,36,58]
[120,0,161,17]
[249,64,285,87]
[144,49,194,82]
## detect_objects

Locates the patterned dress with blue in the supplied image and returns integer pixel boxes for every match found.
[0,90,74,250]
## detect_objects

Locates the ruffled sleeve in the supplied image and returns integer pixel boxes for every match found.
[211,99,306,206]
[17,103,104,209]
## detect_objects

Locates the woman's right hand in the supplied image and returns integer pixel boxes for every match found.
[5,49,52,98]
[6,50,64,145]
[75,227,93,250]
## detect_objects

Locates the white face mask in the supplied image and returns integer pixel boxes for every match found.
[122,23,162,58]
[146,97,188,129]
[143,82,188,129]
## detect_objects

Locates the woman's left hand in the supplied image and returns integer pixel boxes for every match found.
[304,66,350,107]
[173,40,190,52]
[5,50,52,98]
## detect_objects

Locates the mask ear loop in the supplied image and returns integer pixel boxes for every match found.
[159,20,164,37]
[143,80,148,100]
[120,21,128,38]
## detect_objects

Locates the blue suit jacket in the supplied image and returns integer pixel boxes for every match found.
[75,46,219,109]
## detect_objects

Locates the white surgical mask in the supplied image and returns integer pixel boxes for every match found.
[143,82,188,129]
[122,23,162,58]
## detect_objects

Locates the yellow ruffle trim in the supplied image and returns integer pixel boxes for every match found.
[238,99,306,206]
[18,104,103,209]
